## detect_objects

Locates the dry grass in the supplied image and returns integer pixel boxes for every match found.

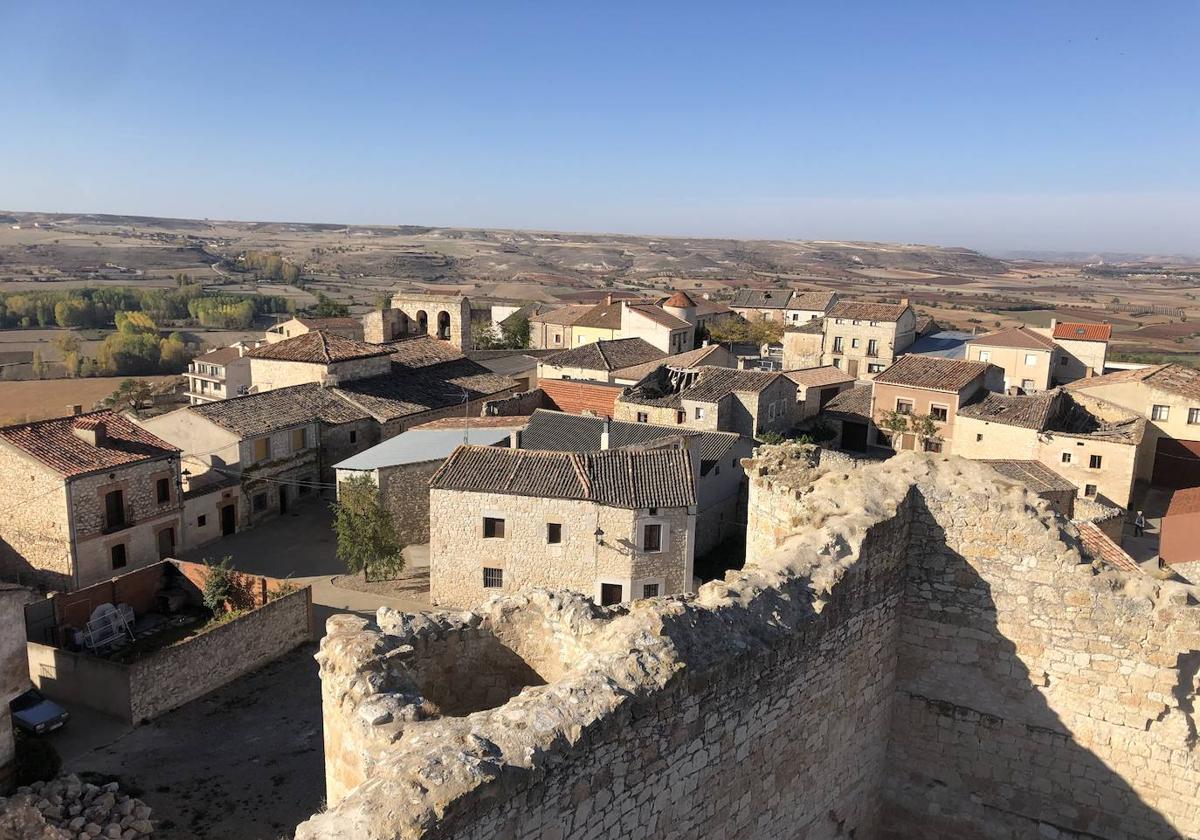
[0,375,177,425]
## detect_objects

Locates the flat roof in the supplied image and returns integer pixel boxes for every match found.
[333,424,525,471]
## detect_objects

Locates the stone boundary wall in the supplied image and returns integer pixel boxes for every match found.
[298,447,1200,840]
[481,388,547,417]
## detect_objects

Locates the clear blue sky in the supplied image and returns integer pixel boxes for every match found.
[2,1,1197,253]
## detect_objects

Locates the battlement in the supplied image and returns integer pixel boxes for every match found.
[299,448,1200,840]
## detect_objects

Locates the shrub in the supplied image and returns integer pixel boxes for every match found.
[202,556,235,613]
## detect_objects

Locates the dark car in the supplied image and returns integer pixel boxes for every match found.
[9,689,69,734]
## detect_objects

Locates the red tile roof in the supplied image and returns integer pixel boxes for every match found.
[784,366,856,389]
[1166,487,1200,517]
[1067,363,1200,401]
[827,300,911,322]
[1077,521,1142,574]
[538,378,624,416]
[0,410,179,478]
[1053,322,1112,342]
[664,291,697,308]
[970,326,1057,351]
[874,355,992,392]
[249,331,392,364]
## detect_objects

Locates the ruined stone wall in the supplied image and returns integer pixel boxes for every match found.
[0,445,71,588]
[300,447,1200,840]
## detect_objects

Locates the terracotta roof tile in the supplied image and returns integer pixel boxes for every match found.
[573,299,633,329]
[248,331,391,364]
[625,303,692,330]
[874,355,992,392]
[970,326,1057,351]
[1069,363,1200,402]
[827,300,911,322]
[1053,322,1113,342]
[784,366,856,389]
[193,347,244,365]
[430,444,696,508]
[543,338,665,373]
[0,410,178,478]
[610,344,730,382]
[520,409,740,464]
[620,365,784,409]
[1077,521,1142,574]
[386,335,469,369]
[979,459,1076,493]
[822,384,872,420]
[528,304,594,326]
[664,290,697,307]
[190,383,369,436]
[788,290,837,311]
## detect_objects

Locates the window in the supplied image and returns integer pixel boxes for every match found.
[867,363,885,374]
[923,439,943,453]
[197,515,207,527]
[832,337,844,353]
[483,517,506,538]
[1084,484,1098,497]
[110,544,127,570]
[834,318,843,325]
[291,427,308,451]
[978,351,991,362]
[1151,404,1170,421]
[895,399,913,415]
[483,568,503,588]
[1190,408,1200,425]
[867,339,879,357]
[156,477,170,504]
[253,437,270,462]
[642,523,663,552]
[349,430,358,444]
[547,523,562,544]
[636,412,648,423]
[104,489,125,531]
[850,338,860,349]
[1061,452,1072,464]
[1089,454,1102,469]
[553,334,561,345]
[869,320,878,327]
[975,433,983,442]
[1024,354,1038,366]
[600,583,623,606]
[642,583,660,598]
[831,358,841,369]
[930,406,948,422]
[676,410,685,424]
[694,406,705,420]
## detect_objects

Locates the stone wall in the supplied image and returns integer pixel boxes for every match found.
[0,585,33,790]
[378,460,441,544]
[481,388,547,417]
[300,447,1200,840]
[0,445,71,588]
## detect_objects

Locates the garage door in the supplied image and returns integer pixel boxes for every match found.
[1152,438,1200,489]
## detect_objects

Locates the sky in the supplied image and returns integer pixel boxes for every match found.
[1,1,1198,254]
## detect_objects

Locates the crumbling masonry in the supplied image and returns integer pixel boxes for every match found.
[297,447,1200,840]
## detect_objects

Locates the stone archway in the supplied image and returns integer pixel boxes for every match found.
[436,311,451,341]
[415,310,428,335]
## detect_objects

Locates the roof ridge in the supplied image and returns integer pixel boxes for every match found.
[571,452,592,499]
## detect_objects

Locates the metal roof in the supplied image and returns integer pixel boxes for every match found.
[332,424,526,471]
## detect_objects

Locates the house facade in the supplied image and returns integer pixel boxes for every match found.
[527,304,593,350]
[869,356,1001,452]
[537,338,665,383]
[729,289,838,324]
[248,331,393,392]
[821,300,916,379]
[784,366,857,421]
[185,342,261,405]
[265,316,365,344]
[1047,320,1112,383]
[964,326,1059,392]
[0,411,184,589]
[429,446,696,608]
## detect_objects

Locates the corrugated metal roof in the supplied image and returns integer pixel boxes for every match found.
[333,425,525,471]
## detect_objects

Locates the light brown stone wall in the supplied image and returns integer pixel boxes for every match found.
[429,489,692,608]
[0,444,71,588]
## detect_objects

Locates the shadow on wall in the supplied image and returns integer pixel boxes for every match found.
[883,493,1188,840]
[0,535,69,592]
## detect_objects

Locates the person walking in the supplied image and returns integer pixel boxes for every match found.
[1134,510,1146,537]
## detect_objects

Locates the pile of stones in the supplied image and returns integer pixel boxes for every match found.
[0,775,154,839]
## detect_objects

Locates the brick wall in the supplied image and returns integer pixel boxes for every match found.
[538,378,624,416]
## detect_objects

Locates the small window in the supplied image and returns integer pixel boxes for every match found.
[642,583,660,598]
[832,338,844,353]
[636,412,648,423]
[867,363,884,373]
[1084,484,1098,497]
[930,406,948,422]
[553,334,561,345]
[975,433,983,442]
[923,439,943,453]
[600,582,624,606]
[851,338,860,348]
[896,399,913,415]
[110,543,127,570]
[1021,379,1036,391]
[1089,454,1102,469]
[253,493,268,512]
[483,567,503,588]
[547,523,562,544]
[1061,452,1072,464]
[694,406,705,420]
[676,410,685,424]
[643,523,663,552]
[291,427,308,451]
[1189,407,1200,425]
[483,517,506,538]
[831,358,841,369]
[978,351,991,362]
[350,430,358,443]
[253,437,270,462]
[1151,404,1170,421]
[156,477,170,504]
[1024,354,1038,366]
[197,514,207,527]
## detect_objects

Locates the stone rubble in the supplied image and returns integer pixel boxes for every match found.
[0,776,153,840]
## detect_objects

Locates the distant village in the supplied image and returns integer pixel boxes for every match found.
[0,283,1198,834]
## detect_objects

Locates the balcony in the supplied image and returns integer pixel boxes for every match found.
[102,502,137,535]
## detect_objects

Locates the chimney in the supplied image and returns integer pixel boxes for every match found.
[71,417,107,447]
[68,404,83,416]
[509,429,521,449]
[900,298,910,307]
[605,293,614,305]
[600,417,611,450]
[1050,318,1057,331]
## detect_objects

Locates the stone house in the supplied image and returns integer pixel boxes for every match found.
[535,378,626,417]
[822,300,916,379]
[519,408,750,553]
[0,583,34,790]
[870,356,1002,453]
[363,292,472,348]
[0,411,184,590]
[536,294,700,354]
[781,318,826,370]
[265,316,365,344]
[537,337,664,383]
[429,445,696,608]
[955,388,1149,508]
[527,304,593,350]
[784,366,857,421]
[730,289,838,324]
[185,342,262,405]
[333,417,527,545]
[609,343,734,386]
[248,331,394,392]
[1066,363,1200,488]
[819,384,876,452]
[964,325,1060,392]
[1046,320,1112,383]
[614,365,797,439]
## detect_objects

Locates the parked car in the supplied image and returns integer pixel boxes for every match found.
[9,689,69,734]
